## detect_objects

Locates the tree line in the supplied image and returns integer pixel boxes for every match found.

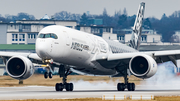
[0,9,180,42]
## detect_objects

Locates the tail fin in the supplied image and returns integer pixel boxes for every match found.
[129,2,145,50]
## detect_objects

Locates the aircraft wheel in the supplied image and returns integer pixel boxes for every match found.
[69,83,74,91]
[44,72,48,79]
[65,83,73,91]
[49,72,53,78]
[117,83,125,91]
[55,83,63,91]
[65,83,70,91]
[131,83,135,91]
[128,83,135,91]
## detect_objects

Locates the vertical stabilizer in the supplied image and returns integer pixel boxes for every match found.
[129,2,145,50]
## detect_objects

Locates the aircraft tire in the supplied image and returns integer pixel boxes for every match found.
[69,83,73,91]
[132,83,135,91]
[128,83,135,91]
[117,83,125,91]
[55,83,63,91]
[55,83,60,91]
[65,83,73,91]
[49,72,53,78]
[44,72,48,79]
[65,83,70,91]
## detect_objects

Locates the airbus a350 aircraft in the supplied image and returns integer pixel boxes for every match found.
[1,2,180,91]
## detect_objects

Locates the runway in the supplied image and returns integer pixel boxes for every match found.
[1,86,180,100]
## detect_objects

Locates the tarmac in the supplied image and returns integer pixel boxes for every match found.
[1,85,180,100]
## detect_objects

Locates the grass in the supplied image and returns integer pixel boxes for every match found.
[2,96,180,101]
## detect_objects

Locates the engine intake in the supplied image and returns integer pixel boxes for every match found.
[6,56,34,80]
[129,54,157,79]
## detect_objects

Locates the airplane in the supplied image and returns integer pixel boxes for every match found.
[1,2,180,91]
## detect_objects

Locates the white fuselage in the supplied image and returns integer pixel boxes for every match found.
[36,25,137,75]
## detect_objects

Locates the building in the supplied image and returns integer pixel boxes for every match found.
[0,17,161,45]
[114,29,162,43]
[0,17,115,45]
[0,20,77,44]
[172,30,180,42]
[102,32,117,40]
[87,19,103,26]
[7,23,53,44]
[16,20,77,29]
[76,25,113,37]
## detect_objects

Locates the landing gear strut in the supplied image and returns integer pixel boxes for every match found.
[19,80,23,84]
[117,69,135,91]
[55,65,73,91]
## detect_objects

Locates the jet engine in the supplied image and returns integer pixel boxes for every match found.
[129,54,157,79]
[6,56,34,80]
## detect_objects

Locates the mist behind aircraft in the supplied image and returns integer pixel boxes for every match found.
[69,61,180,90]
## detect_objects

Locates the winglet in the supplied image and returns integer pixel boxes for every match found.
[129,2,145,50]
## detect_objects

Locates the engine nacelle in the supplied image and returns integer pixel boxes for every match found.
[6,56,34,80]
[129,54,157,79]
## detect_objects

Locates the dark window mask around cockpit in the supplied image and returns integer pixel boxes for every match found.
[38,33,58,39]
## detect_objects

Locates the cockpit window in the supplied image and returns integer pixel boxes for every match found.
[38,33,58,39]
[39,34,45,38]
[45,34,51,38]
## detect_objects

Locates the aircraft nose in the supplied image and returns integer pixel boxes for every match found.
[36,39,51,59]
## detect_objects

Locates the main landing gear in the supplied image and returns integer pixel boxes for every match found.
[55,65,73,91]
[117,69,135,91]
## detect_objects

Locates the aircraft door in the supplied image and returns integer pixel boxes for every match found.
[99,41,107,53]
[91,37,99,54]
[63,31,70,46]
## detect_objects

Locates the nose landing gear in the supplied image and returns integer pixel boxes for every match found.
[43,59,54,79]
[44,71,53,79]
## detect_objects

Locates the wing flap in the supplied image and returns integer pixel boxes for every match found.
[154,50,180,57]
[151,50,180,66]
[107,53,138,61]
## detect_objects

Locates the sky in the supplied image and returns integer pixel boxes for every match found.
[1,0,180,19]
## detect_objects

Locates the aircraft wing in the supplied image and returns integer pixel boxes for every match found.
[147,50,180,66]
[96,50,180,67]
[0,51,31,57]
[0,51,61,68]
[0,51,42,64]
